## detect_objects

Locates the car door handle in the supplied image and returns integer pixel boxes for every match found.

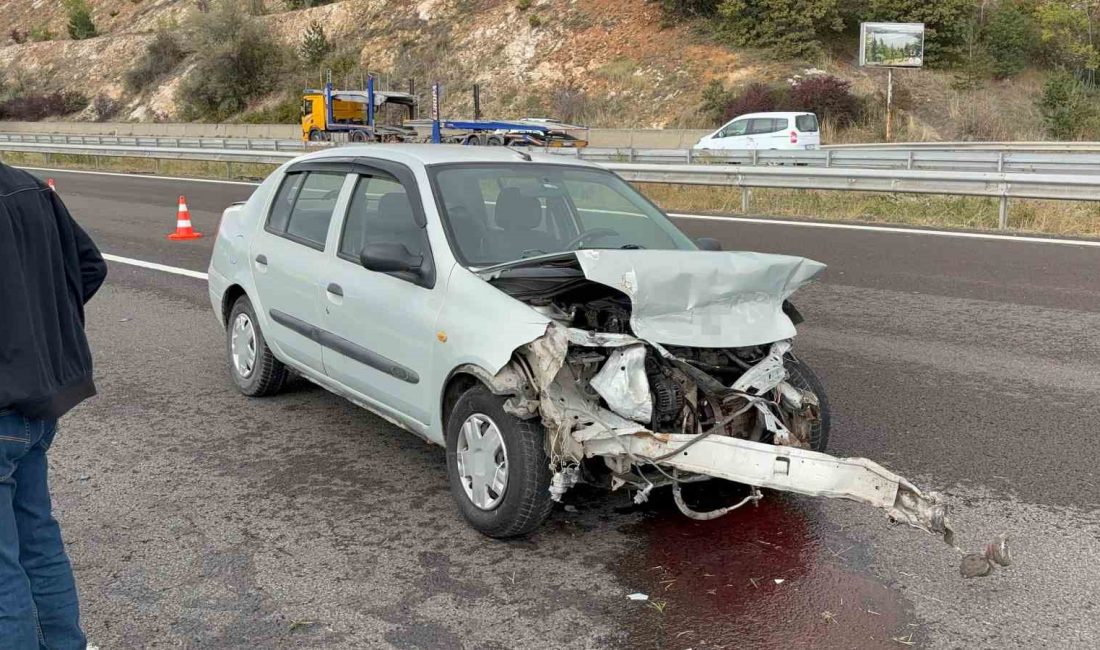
[255,254,268,266]
[326,283,343,297]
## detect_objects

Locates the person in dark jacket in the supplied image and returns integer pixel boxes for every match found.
[0,162,105,650]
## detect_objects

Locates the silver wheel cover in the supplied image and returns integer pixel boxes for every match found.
[230,312,258,379]
[456,413,509,510]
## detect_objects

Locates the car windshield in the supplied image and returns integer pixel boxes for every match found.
[431,164,696,267]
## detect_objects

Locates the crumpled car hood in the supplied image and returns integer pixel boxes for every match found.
[573,249,826,348]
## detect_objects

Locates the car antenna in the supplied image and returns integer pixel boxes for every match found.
[512,148,532,162]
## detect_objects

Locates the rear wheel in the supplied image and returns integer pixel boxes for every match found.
[227,296,287,397]
[446,385,553,537]
[463,133,484,146]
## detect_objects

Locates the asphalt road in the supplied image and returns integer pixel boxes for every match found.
[22,167,1100,649]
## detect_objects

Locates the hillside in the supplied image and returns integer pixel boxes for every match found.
[0,0,1052,139]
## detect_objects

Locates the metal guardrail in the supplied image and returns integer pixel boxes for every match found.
[0,132,308,152]
[2,141,1099,230]
[549,146,1100,174]
[5,131,1100,172]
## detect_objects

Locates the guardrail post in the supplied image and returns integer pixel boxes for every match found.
[998,196,1009,230]
[225,161,232,179]
[686,148,693,164]
[628,148,635,163]
[907,151,914,170]
[741,187,750,213]
[825,150,832,167]
[997,152,1005,172]
[751,149,759,166]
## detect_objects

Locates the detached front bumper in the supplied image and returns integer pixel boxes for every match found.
[584,431,954,545]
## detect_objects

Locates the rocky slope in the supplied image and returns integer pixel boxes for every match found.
[0,1,1048,138]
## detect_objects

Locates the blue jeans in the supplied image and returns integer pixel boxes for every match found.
[0,409,85,650]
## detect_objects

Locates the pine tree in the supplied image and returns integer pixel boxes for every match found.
[63,0,96,40]
[298,20,332,69]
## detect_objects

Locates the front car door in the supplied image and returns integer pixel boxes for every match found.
[250,169,348,373]
[711,118,750,149]
[318,162,441,427]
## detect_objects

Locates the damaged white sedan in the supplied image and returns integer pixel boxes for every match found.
[208,145,1004,575]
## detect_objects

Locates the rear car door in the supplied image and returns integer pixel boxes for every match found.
[318,163,440,425]
[250,169,348,373]
[795,114,821,149]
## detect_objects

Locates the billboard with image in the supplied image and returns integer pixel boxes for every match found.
[860,22,925,68]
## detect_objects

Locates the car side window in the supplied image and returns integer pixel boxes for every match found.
[267,172,306,233]
[719,120,748,138]
[748,118,782,135]
[283,172,345,249]
[340,174,427,264]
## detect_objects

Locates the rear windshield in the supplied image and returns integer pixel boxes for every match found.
[796,114,819,132]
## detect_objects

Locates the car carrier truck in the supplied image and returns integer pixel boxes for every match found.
[302,78,587,147]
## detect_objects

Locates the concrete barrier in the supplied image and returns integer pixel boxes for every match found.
[0,121,300,140]
[588,129,711,148]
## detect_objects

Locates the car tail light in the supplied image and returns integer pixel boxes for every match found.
[790,130,798,144]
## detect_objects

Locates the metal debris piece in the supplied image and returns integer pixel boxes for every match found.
[627,593,649,601]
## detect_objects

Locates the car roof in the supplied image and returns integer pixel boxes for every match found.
[296,144,604,169]
[730,112,815,120]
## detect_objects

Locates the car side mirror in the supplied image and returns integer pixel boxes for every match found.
[695,237,722,251]
[360,242,423,274]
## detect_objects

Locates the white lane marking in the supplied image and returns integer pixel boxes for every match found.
[15,166,261,187]
[103,253,208,280]
[17,166,1100,248]
[668,213,1100,248]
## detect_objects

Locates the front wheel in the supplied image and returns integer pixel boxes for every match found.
[446,385,553,538]
[784,355,831,452]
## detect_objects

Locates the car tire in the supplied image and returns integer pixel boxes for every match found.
[446,385,553,538]
[227,296,287,397]
[784,355,830,452]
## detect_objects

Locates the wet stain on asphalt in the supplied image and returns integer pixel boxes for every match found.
[614,484,921,649]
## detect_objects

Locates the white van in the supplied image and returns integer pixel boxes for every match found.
[693,112,820,151]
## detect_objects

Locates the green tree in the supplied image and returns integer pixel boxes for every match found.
[1038,70,1096,139]
[699,79,733,122]
[1033,1,1099,83]
[984,2,1036,79]
[717,0,843,59]
[177,1,285,121]
[298,20,332,68]
[63,0,97,40]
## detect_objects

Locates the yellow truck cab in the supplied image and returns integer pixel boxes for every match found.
[301,81,418,143]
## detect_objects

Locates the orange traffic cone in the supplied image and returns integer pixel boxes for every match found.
[47,178,56,192]
[167,195,202,241]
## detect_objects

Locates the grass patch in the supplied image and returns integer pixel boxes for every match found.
[0,151,277,181]
[636,183,1100,237]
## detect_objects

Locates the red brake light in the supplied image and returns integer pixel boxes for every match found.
[790,130,798,144]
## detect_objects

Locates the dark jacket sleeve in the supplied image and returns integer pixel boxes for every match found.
[53,192,107,303]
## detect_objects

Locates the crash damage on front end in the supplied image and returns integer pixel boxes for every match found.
[477,249,1009,577]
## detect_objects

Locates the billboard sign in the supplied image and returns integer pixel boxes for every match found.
[860,22,925,68]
